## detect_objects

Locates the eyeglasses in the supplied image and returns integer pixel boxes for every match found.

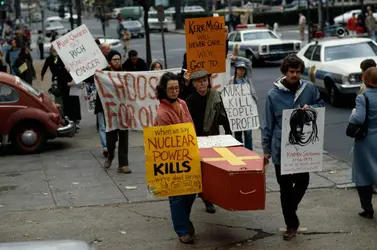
[111,58,121,62]
[167,86,180,92]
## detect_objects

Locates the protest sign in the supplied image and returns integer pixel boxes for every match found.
[221,84,259,132]
[52,24,108,83]
[185,16,226,74]
[94,64,229,131]
[280,107,325,175]
[143,123,202,197]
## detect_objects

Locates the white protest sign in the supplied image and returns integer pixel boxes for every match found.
[52,24,108,83]
[95,67,229,131]
[280,107,325,175]
[221,83,259,132]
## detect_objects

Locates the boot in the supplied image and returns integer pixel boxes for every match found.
[118,166,132,174]
[204,201,216,214]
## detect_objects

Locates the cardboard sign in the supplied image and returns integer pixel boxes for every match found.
[185,16,226,74]
[280,107,325,175]
[143,123,202,197]
[52,24,108,83]
[94,65,230,131]
[221,84,259,132]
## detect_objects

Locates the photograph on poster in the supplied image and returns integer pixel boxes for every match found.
[281,107,325,175]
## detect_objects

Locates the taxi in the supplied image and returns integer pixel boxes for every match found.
[297,37,377,106]
[228,28,302,64]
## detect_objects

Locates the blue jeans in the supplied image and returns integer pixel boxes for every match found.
[235,130,253,150]
[169,194,196,237]
[97,112,106,150]
[371,31,376,41]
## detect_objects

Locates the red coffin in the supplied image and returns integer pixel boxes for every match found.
[199,146,266,211]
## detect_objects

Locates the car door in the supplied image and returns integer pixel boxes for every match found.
[232,32,244,56]
[0,83,21,134]
[300,45,316,81]
[228,32,236,53]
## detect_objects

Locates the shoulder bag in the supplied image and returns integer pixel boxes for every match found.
[346,93,369,139]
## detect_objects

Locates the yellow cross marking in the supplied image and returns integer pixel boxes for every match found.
[202,147,260,166]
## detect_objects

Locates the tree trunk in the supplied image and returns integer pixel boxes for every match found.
[175,0,183,30]
[143,4,152,67]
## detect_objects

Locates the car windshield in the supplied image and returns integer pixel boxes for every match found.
[324,42,377,61]
[16,77,41,97]
[243,31,278,41]
[123,21,140,27]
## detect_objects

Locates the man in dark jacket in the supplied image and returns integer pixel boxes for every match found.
[186,70,232,214]
[122,50,147,71]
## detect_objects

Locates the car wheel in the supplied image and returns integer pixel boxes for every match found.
[11,121,47,154]
[325,79,342,106]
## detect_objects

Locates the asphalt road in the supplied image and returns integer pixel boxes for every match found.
[30,13,354,164]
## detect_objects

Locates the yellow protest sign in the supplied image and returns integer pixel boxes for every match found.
[143,123,202,197]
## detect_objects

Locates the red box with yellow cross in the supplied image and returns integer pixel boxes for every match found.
[199,146,266,211]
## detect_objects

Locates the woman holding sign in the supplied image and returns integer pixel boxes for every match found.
[228,54,257,151]
[154,72,196,245]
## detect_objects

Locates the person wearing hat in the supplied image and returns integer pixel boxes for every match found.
[103,50,132,174]
[186,69,232,214]
[349,67,377,220]
[229,54,257,151]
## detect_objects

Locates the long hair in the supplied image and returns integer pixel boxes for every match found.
[18,47,32,62]
[156,72,179,100]
[288,108,319,146]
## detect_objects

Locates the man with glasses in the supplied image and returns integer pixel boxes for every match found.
[185,70,232,214]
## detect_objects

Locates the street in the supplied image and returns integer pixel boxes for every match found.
[0,14,365,248]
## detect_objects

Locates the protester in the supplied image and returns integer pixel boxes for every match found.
[185,70,232,214]
[228,54,257,150]
[150,61,163,70]
[42,46,63,107]
[349,67,377,220]
[154,72,196,244]
[37,30,44,60]
[103,50,131,174]
[100,43,111,58]
[122,50,147,71]
[0,51,7,72]
[14,47,36,85]
[359,59,376,94]
[6,39,20,75]
[261,55,324,241]
[56,58,82,129]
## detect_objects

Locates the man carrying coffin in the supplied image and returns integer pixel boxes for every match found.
[186,70,232,214]
[261,55,324,241]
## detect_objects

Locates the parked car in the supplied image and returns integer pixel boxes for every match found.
[95,37,123,50]
[143,12,169,31]
[0,240,94,250]
[121,20,145,38]
[228,28,301,63]
[0,74,75,154]
[45,21,68,38]
[297,37,377,106]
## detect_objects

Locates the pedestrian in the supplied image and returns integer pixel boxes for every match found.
[228,54,257,150]
[122,50,147,71]
[347,13,358,35]
[37,30,44,60]
[0,51,7,73]
[14,47,36,85]
[6,39,20,75]
[359,59,376,94]
[150,61,163,70]
[261,55,324,241]
[122,28,131,54]
[103,50,131,174]
[185,70,232,214]
[348,67,377,220]
[366,10,377,40]
[100,43,111,59]
[154,72,196,244]
[298,12,306,41]
[42,46,63,109]
[56,57,82,129]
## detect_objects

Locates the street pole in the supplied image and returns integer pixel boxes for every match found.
[307,0,311,42]
[175,0,183,30]
[68,0,74,30]
[156,3,167,68]
[160,21,167,69]
[76,0,82,26]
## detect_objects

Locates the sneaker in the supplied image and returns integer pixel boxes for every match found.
[283,228,297,241]
[118,166,132,174]
[179,235,194,244]
[103,149,108,158]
